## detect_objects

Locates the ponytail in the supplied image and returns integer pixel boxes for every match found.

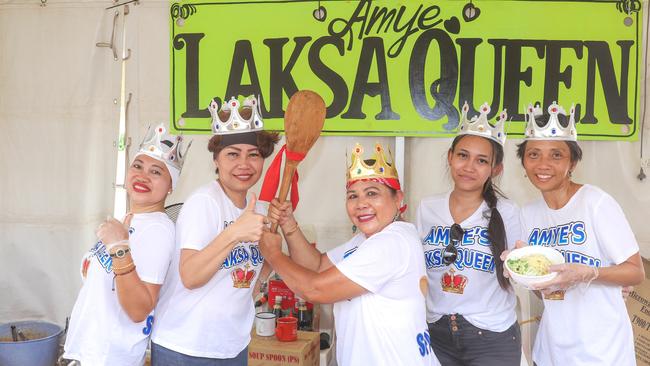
[482,179,509,290]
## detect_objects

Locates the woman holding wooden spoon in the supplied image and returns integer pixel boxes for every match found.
[261,143,440,366]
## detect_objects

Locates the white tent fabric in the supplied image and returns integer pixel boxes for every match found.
[1,2,649,362]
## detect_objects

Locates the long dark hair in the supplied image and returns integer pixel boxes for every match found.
[450,135,510,290]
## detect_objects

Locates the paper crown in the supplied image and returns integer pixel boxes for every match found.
[347,143,400,189]
[441,269,468,294]
[135,124,190,189]
[524,101,577,141]
[458,102,507,146]
[208,95,264,135]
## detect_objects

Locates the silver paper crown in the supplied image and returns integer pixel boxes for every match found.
[458,102,507,146]
[137,123,190,173]
[208,95,264,135]
[524,101,577,141]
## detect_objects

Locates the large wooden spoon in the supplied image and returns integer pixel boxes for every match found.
[270,90,326,233]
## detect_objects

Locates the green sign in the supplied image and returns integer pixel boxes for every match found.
[170,0,642,140]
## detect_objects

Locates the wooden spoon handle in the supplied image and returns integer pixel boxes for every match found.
[270,159,299,233]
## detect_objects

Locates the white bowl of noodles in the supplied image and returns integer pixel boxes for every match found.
[505,246,565,289]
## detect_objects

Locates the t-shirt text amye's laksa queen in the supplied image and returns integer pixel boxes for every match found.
[527,221,601,267]
[423,226,496,272]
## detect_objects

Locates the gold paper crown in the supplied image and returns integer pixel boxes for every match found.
[347,143,399,184]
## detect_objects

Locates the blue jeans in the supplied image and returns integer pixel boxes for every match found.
[151,342,248,366]
[428,314,521,366]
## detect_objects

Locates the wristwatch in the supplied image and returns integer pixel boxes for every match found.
[110,247,131,259]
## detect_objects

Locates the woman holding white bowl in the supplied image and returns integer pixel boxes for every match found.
[509,101,644,365]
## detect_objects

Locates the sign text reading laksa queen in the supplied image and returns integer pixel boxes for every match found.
[170,0,642,140]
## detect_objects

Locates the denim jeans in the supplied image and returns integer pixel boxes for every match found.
[428,314,521,366]
[151,342,248,366]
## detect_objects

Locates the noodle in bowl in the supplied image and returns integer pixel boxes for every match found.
[505,246,565,289]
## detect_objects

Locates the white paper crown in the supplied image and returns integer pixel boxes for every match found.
[208,95,264,135]
[524,101,577,141]
[458,102,507,146]
[136,124,190,188]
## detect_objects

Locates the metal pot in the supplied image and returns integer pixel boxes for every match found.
[0,320,63,366]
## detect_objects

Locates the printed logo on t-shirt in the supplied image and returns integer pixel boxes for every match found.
[422,225,495,273]
[222,244,264,288]
[89,241,112,273]
[416,328,433,357]
[142,315,154,335]
[528,221,586,246]
[440,268,468,294]
[343,246,358,259]
[231,264,256,288]
[528,222,600,267]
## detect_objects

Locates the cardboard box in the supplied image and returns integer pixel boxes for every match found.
[248,331,320,366]
[626,258,650,365]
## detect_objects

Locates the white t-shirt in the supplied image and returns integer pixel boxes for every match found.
[327,221,440,366]
[63,212,175,366]
[521,184,638,366]
[416,192,521,332]
[151,181,266,358]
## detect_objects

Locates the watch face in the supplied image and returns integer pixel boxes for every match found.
[116,248,127,258]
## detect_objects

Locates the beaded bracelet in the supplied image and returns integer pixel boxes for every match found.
[112,261,135,273]
[115,265,136,276]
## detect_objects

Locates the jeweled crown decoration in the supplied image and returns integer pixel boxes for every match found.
[525,101,577,141]
[138,123,189,172]
[231,264,256,288]
[458,102,507,146]
[208,95,264,135]
[347,143,399,183]
[441,269,468,294]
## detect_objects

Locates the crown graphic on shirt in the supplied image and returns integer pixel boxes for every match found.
[441,269,468,294]
[524,101,577,141]
[231,264,256,288]
[458,101,507,146]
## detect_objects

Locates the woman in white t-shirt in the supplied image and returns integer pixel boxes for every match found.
[63,124,189,365]
[151,96,279,365]
[416,103,521,366]
[260,143,440,366]
[509,102,644,365]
